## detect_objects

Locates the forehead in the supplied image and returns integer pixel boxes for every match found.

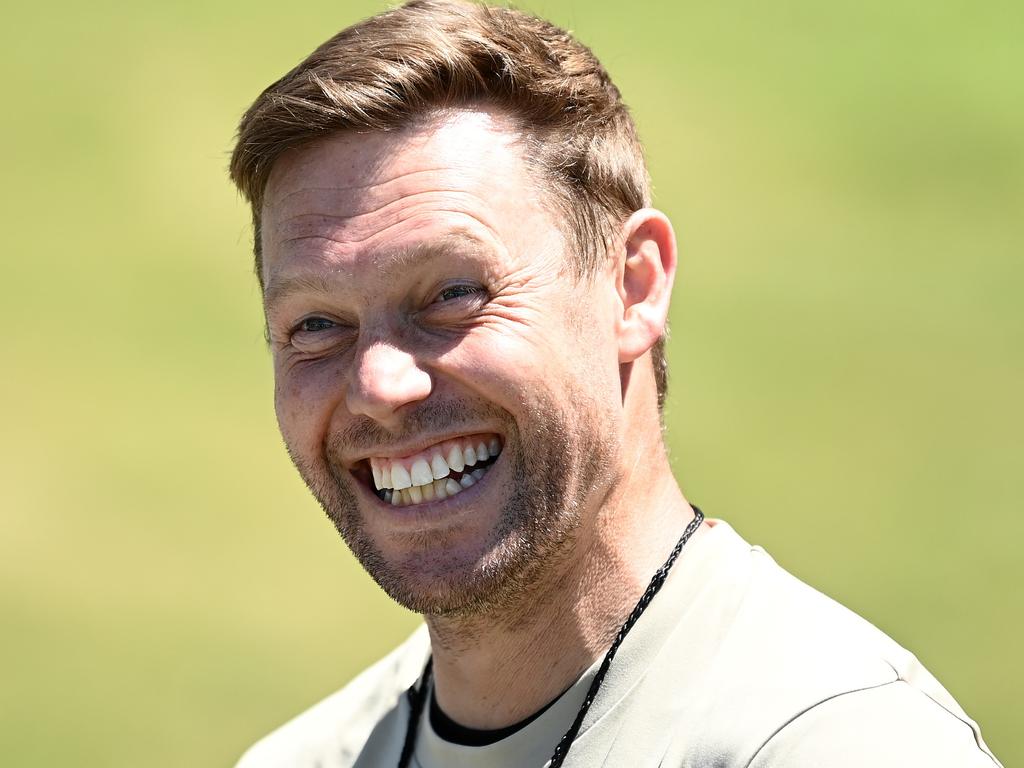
[260,109,560,289]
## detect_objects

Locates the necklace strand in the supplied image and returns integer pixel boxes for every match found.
[398,507,705,768]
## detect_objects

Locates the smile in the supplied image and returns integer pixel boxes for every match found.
[365,434,503,507]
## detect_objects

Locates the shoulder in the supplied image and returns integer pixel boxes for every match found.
[746,680,1003,767]
[682,523,1000,765]
[234,625,430,768]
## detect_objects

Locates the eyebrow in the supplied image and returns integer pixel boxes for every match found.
[263,272,337,311]
[262,231,492,311]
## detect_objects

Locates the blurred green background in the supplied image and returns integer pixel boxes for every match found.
[1,0,1020,765]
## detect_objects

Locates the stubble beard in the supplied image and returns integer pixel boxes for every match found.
[288,394,616,619]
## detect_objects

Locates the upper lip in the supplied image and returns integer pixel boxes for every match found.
[341,430,502,468]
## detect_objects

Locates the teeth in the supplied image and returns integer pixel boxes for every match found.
[391,463,412,491]
[410,458,433,487]
[430,452,449,479]
[446,445,465,473]
[374,436,501,504]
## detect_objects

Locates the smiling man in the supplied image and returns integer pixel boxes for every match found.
[228,2,1002,767]
[259,112,636,623]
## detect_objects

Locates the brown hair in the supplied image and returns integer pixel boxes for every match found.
[229,0,668,408]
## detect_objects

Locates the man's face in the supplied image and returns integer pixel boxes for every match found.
[260,109,625,616]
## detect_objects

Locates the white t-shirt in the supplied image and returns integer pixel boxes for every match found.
[236,520,1003,767]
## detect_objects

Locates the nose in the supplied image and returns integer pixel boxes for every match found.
[346,340,433,424]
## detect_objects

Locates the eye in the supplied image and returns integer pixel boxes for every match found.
[436,284,484,302]
[286,315,354,356]
[299,316,336,332]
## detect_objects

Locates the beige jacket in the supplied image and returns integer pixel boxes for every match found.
[236,521,1002,768]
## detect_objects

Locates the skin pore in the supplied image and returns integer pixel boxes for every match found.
[260,107,703,729]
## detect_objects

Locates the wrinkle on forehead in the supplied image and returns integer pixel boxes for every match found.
[268,164,481,208]
[273,189,497,245]
[265,171,496,248]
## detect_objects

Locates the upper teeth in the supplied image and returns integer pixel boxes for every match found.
[369,435,502,492]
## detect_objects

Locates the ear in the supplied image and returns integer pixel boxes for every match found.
[614,209,678,364]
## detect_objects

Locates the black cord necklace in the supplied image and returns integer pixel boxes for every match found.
[397,507,705,768]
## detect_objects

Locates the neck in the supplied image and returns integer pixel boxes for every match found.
[425,428,697,730]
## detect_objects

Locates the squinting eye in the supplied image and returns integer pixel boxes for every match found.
[437,285,482,302]
[300,317,336,332]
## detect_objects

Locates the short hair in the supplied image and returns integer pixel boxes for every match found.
[229,0,668,408]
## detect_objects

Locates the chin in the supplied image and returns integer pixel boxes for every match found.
[350,513,558,617]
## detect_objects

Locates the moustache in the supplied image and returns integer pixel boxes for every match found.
[324,400,511,461]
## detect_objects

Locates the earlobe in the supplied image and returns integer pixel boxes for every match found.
[615,209,677,364]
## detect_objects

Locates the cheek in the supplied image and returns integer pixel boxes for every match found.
[567,296,623,389]
[273,361,345,455]
[445,325,592,411]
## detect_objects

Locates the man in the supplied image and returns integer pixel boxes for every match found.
[228,1,1002,766]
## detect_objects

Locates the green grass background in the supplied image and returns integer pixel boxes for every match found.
[1,1,1020,765]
